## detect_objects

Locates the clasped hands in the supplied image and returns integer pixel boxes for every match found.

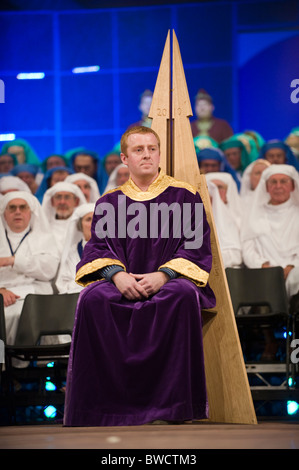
[112,270,169,301]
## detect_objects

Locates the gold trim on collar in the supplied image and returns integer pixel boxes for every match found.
[120,169,197,201]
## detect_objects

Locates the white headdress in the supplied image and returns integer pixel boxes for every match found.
[65,172,100,202]
[41,181,86,221]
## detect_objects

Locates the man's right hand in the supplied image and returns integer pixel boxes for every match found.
[0,288,20,307]
[112,271,149,300]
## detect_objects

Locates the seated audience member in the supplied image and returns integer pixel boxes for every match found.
[240,159,271,208]
[0,153,18,175]
[56,203,95,294]
[63,126,216,427]
[127,89,153,129]
[240,164,299,359]
[35,167,74,203]
[40,154,69,173]
[260,140,299,171]
[243,130,265,153]
[220,134,257,181]
[68,149,107,193]
[103,163,130,193]
[65,172,100,203]
[196,147,241,191]
[205,172,242,229]
[207,180,242,269]
[241,164,299,301]
[0,191,60,345]
[1,138,40,165]
[42,182,86,255]
[193,135,219,154]
[10,164,40,194]
[190,89,233,143]
[99,151,122,194]
[0,176,31,195]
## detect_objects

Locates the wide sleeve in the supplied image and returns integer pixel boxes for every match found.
[158,191,213,287]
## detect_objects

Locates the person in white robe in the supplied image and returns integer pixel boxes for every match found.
[56,203,95,294]
[0,191,60,345]
[103,163,130,193]
[241,164,299,300]
[240,164,299,359]
[64,172,100,203]
[205,172,243,229]
[0,175,31,195]
[240,159,271,210]
[207,180,242,268]
[42,182,86,256]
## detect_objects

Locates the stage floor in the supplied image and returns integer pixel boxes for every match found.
[0,420,298,450]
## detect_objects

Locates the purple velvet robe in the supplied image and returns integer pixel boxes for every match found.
[64,171,216,426]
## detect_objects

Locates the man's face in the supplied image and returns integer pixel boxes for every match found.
[195,99,214,119]
[116,167,130,186]
[224,147,241,170]
[105,154,121,175]
[0,154,15,173]
[73,155,96,177]
[73,179,91,202]
[51,191,79,219]
[265,148,286,164]
[266,173,294,205]
[120,132,160,181]
[7,145,26,164]
[199,159,221,174]
[211,179,228,204]
[139,96,152,117]
[4,198,31,233]
[250,162,268,190]
[81,212,93,242]
[46,156,66,170]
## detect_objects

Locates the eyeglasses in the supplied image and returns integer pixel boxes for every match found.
[267,178,293,187]
[6,204,30,213]
[52,194,75,201]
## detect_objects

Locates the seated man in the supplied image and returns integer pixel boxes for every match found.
[64,126,216,427]
[42,181,86,255]
[0,191,60,344]
[259,140,299,171]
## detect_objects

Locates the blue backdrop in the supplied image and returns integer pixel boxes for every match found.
[0,0,298,162]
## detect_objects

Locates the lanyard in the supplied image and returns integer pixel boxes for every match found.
[5,228,31,256]
[77,240,83,259]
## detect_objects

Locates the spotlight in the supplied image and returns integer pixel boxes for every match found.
[72,65,100,74]
[17,73,45,80]
[44,406,57,418]
[287,401,299,415]
[0,134,16,141]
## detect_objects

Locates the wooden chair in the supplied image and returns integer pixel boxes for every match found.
[149,30,257,424]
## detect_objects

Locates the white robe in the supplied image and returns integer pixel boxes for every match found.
[0,218,60,344]
[207,181,242,268]
[241,164,299,298]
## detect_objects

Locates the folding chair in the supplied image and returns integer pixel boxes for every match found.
[225,266,297,402]
[3,292,79,424]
